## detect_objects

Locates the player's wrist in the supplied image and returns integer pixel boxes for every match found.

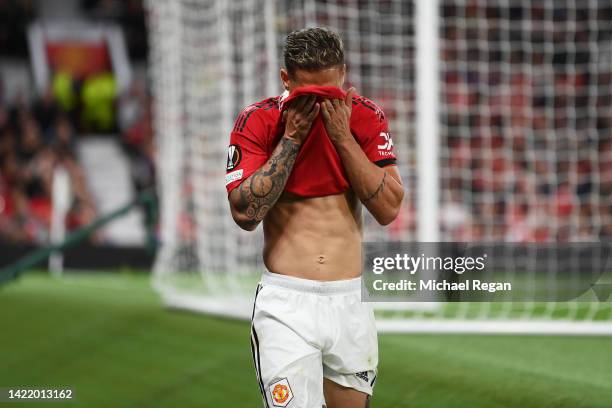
[332,130,356,148]
[282,133,304,147]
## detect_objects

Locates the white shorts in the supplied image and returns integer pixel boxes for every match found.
[250,271,378,408]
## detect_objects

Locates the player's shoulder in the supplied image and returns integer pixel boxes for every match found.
[351,94,386,125]
[232,96,280,133]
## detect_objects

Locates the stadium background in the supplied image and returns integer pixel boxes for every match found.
[0,0,611,407]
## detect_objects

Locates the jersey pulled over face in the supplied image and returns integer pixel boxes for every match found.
[225,86,396,197]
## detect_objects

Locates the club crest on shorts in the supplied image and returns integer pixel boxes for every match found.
[269,378,293,407]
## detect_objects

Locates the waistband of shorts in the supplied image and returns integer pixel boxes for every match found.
[261,270,361,295]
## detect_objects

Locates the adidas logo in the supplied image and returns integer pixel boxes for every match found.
[356,371,369,382]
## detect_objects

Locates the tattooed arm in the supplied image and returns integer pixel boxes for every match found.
[229,95,320,231]
[229,138,300,230]
[320,90,404,226]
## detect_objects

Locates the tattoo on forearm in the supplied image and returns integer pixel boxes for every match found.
[363,171,387,204]
[235,138,300,226]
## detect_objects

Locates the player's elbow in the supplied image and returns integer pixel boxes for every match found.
[228,190,260,231]
[229,204,259,231]
[231,210,260,231]
[375,189,404,226]
[235,220,259,231]
[241,223,259,231]
[375,207,400,226]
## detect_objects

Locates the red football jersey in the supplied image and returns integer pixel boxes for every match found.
[225,86,396,197]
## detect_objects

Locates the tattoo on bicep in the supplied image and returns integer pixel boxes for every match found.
[235,138,300,224]
[363,171,387,204]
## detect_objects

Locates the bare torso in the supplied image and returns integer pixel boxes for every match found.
[263,191,363,280]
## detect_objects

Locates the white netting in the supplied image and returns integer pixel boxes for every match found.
[148,0,612,333]
[431,0,612,330]
[439,0,612,243]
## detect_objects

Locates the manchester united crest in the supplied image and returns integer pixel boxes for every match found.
[269,378,293,407]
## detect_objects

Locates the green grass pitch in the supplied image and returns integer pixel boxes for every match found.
[1,272,611,407]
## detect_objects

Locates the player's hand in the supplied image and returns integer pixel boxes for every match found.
[282,95,320,145]
[320,87,355,145]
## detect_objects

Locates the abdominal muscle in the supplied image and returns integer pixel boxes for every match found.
[263,190,363,281]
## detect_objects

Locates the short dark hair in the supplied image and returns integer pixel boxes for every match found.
[283,27,345,76]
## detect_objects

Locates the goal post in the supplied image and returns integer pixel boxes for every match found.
[147,0,612,334]
[416,0,440,243]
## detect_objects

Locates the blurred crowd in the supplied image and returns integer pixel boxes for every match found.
[0,0,152,246]
[0,78,154,245]
[0,83,98,243]
[117,80,156,205]
[438,2,612,242]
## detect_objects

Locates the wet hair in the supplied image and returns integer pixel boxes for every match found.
[283,27,345,76]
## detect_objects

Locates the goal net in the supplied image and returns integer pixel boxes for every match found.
[147,0,612,334]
